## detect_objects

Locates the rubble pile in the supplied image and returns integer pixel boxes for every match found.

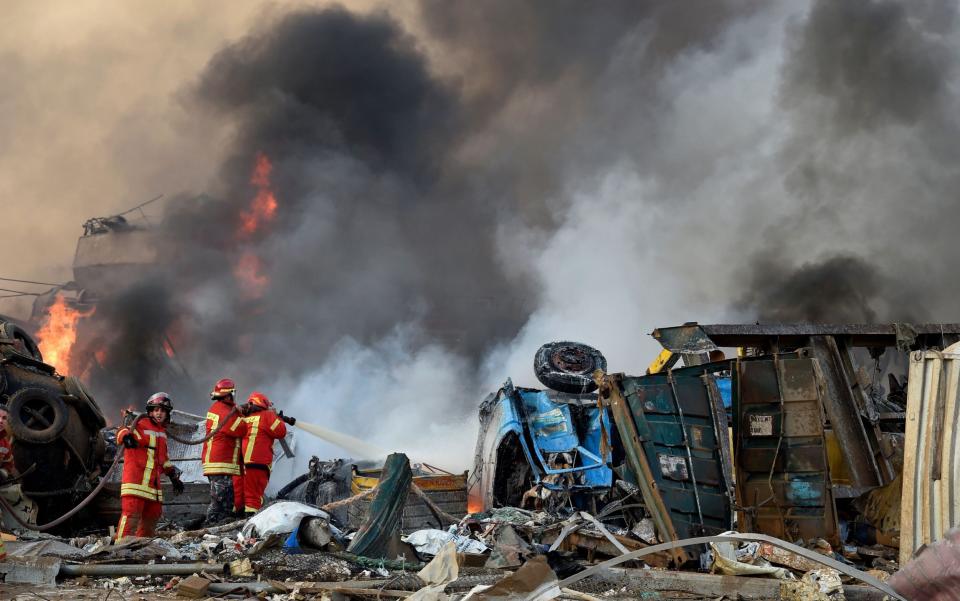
[0,465,904,601]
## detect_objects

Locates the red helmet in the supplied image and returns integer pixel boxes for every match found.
[145,392,173,424]
[247,392,272,410]
[211,378,236,401]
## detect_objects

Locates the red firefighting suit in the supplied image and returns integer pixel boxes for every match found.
[202,399,245,519]
[237,408,287,513]
[115,416,175,539]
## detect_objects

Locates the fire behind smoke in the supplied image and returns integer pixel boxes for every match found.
[34,293,95,375]
[239,152,278,239]
[234,152,276,301]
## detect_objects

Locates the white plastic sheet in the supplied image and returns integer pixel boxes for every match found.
[240,501,329,538]
[403,528,488,556]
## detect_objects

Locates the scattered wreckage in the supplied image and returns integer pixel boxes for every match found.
[0,316,106,532]
[5,325,960,600]
[466,327,960,598]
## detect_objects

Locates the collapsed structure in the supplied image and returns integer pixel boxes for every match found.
[2,323,959,599]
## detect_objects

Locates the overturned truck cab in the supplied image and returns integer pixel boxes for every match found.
[470,378,613,514]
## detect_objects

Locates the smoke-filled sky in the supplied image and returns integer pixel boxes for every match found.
[2,0,958,473]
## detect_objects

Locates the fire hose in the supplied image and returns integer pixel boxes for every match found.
[0,409,239,531]
[144,406,239,445]
[0,446,122,532]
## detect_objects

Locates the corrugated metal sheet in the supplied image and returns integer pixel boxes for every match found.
[602,366,734,563]
[734,353,840,546]
[901,343,960,565]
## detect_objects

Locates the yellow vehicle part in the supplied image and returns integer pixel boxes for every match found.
[647,349,677,374]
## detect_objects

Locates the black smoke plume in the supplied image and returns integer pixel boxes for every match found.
[737,255,890,323]
[735,0,959,323]
[75,2,760,418]
[55,0,960,444]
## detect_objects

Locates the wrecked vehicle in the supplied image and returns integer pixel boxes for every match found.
[470,341,614,515]
[0,317,107,530]
[472,325,960,571]
[471,341,738,565]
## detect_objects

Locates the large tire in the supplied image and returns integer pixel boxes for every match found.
[0,321,44,362]
[7,387,68,443]
[533,341,607,394]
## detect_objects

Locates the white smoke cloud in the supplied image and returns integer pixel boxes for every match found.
[275,2,804,478]
[270,324,480,487]
[483,2,796,390]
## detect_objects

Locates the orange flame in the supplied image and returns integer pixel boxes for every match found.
[239,152,278,238]
[35,294,95,373]
[234,252,269,299]
[234,152,278,300]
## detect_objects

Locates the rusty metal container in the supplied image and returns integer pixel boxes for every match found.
[734,351,840,546]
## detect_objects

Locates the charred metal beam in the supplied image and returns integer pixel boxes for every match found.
[809,336,892,488]
[652,323,960,352]
[60,562,228,577]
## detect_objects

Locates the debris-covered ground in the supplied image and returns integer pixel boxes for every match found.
[0,464,908,600]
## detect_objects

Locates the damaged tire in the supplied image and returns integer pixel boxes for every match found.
[534,341,607,394]
[7,387,68,444]
[0,321,44,363]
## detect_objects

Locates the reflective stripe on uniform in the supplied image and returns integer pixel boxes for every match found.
[243,415,262,464]
[202,462,241,475]
[269,419,282,432]
[140,433,156,489]
[203,412,220,465]
[230,418,243,466]
[116,515,129,539]
[120,483,163,501]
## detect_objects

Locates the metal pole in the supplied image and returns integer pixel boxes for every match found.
[60,562,227,577]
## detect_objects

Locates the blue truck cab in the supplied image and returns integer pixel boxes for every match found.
[468,378,613,512]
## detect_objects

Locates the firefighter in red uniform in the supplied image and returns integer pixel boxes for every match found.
[115,393,184,540]
[237,392,294,514]
[202,378,246,523]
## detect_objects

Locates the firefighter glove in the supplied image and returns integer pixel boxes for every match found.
[122,434,137,449]
[170,474,185,495]
[278,410,296,426]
